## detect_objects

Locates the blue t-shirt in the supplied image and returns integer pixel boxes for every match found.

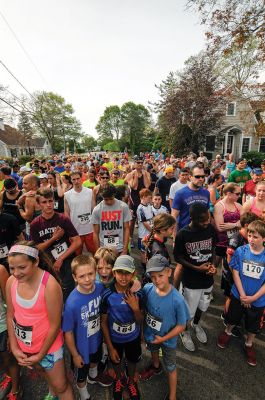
[54,166,65,173]
[62,283,104,364]
[142,283,190,348]
[172,186,210,229]
[230,245,265,307]
[100,282,142,343]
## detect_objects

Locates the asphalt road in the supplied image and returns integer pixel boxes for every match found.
[21,241,265,400]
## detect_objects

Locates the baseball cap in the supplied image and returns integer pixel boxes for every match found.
[146,255,170,273]
[165,166,173,173]
[4,178,16,190]
[19,166,32,173]
[252,168,263,175]
[39,173,48,179]
[112,255,136,273]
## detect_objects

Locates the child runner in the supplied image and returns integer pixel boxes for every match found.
[62,255,112,400]
[94,247,117,288]
[0,264,21,400]
[174,203,217,352]
[140,255,190,400]
[217,220,265,366]
[136,189,153,267]
[5,241,74,400]
[101,255,143,400]
[152,193,169,217]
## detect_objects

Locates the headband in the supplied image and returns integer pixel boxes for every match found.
[9,245,39,259]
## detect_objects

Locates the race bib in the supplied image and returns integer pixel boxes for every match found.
[54,201,59,210]
[78,213,91,224]
[13,319,32,346]
[246,194,254,202]
[113,321,136,335]
[149,218,154,228]
[166,195,169,201]
[242,261,264,279]
[227,228,238,239]
[103,235,119,247]
[0,244,8,259]
[87,315,100,337]
[146,312,162,332]
[51,242,68,260]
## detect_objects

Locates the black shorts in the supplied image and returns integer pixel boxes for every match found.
[73,344,102,383]
[112,335,142,364]
[226,295,265,334]
[215,246,227,257]
[0,330,8,352]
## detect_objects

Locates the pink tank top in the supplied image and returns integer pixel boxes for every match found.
[11,271,63,354]
[250,198,263,217]
[217,201,241,247]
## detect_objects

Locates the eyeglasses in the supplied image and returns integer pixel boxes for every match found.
[233,192,241,196]
[101,176,109,179]
[193,175,205,179]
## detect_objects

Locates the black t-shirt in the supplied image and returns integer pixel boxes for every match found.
[156,176,176,210]
[0,212,22,261]
[174,224,217,289]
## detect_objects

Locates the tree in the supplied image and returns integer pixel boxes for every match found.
[188,0,265,61]
[156,52,225,155]
[18,110,34,141]
[96,105,122,146]
[81,135,97,151]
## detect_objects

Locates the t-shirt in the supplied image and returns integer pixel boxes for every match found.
[172,186,210,229]
[64,187,93,235]
[0,213,22,262]
[137,203,153,239]
[62,283,104,364]
[174,224,217,289]
[243,179,256,199]
[169,180,188,200]
[100,282,142,343]
[230,245,265,307]
[91,199,131,252]
[228,170,251,187]
[54,166,65,173]
[143,283,190,348]
[156,176,176,210]
[111,179,125,186]
[83,180,96,189]
[30,213,78,261]
[102,162,114,171]
[151,205,168,217]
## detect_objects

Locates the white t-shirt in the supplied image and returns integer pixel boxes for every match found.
[64,187,93,235]
[169,180,188,200]
[137,203,153,239]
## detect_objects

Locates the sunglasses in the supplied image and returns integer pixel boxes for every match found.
[233,192,241,196]
[101,176,109,179]
[136,161,143,164]
[193,175,205,179]
[113,172,120,175]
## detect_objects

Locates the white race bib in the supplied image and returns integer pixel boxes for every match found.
[146,312,162,332]
[242,261,264,280]
[103,235,119,247]
[166,195,169,201]
[227,228,238,239]
[51,242,68,260]
[13,319,32,346]
[113,321,136,335]
[149,219,154,228]
[78,213,91,224]
[87,315,100,337]
[0,244,8,259]
[54,201,59,210]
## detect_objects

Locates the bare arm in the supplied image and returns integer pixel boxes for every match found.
[64,197,70,218]
[152,323,186,344]
[122,221,130,255]
[142,170,151,189]
[93,224,100,251]
[213,203,241,231]
[242,200,252,214]
[65,331,84,368]
[0,264,9,301]
[18,197,36,222]
[101,313,120,364]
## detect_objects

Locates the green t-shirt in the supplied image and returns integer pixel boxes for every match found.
[111,179,125,186]
[83,180,96,188]
[228,169,251,187]
[102,162,114,171]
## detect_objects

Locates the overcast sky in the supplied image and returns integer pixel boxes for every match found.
[0,0,205,137]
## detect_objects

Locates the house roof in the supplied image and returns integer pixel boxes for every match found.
[0,125,27,146]
[32,138,46,147]
[219,125,243,134]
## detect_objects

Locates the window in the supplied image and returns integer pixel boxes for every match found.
[205,135,216,151]
[259,138,265,153]
[227,102,236,116]
[242,138,250,154]
[227,135,234,153]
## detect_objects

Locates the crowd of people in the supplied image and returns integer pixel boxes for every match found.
[0,150,265,400]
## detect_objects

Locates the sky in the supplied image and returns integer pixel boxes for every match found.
[0,0,206,137]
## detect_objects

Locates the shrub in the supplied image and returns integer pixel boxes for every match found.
[242,151,265,167]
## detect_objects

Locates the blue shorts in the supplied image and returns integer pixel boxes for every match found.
[146,342,177,372]
[39,346,64,370]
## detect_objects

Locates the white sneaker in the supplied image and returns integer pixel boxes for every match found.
[191,321,207,344]
[180,330,195,352]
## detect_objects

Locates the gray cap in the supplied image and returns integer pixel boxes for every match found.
[146,255,170,273]
[112,255,135,273]
[39,173,48,179]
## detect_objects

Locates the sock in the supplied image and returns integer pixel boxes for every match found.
[101,343,108,363]
[89,366,98,379]
[77,385,90,400]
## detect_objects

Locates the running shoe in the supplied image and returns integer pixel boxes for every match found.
[87,371,113,387]
[0,373,11,400]
[126,378,141,400]
[140,363,163,381]
[191,321,207,344]
[180,331,195,352]
[217,331,231,349]
[113,378,125,400]
[244,344,257,366]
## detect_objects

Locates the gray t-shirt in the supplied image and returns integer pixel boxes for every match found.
[91,199,132,252]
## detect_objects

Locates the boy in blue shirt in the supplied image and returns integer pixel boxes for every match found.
[62,255,112,400]
[140,255,190,400]
[101,255,143,400]
[217,220,265,367]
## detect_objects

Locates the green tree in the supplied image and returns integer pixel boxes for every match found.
[18,110,34,141]
[96,105,122,146]
[81,135,97,151]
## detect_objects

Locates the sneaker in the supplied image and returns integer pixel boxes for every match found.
[87,371,113,387]
[191,321,207,344]
[180,330,195,352]
[0,374,12,400]
[126,379,140,400]
[217,331,231,349]
[140,364,163,381]
[244,344,257,366]
[113,378,125,400]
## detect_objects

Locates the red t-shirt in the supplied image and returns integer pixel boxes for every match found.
[243,179,256,196]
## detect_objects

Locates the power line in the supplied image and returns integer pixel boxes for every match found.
[0,10,47,86]
[0,97,22,113]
